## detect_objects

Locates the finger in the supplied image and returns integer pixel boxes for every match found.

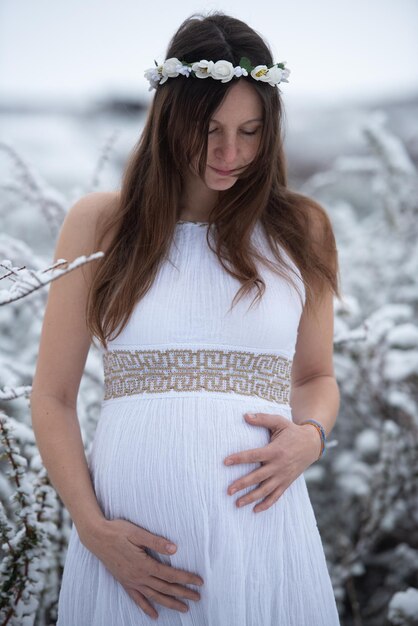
[139,584,190,614]
[125,586,159,620]
[253,484,284,513]
[235,476,278,508]
[148,575,201,602]
[224,443,273,466]
[227,464,271,495]
[127,527,178,557]
[245,412,291,433]
[148,558,204,588]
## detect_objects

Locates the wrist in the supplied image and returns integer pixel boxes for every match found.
[76,516,109,552]
[299,419,326,460]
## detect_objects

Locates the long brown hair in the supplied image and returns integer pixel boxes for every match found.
[87,12,341,350]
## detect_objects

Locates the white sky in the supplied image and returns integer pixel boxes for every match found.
[1,0,417,106]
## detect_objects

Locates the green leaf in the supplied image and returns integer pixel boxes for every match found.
[154,59,158,67]
[239,56,253,73]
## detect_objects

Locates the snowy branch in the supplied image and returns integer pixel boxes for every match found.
[0,252,105,305]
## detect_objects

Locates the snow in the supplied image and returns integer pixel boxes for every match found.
[0,251,105,304]
[388,588,418,625]
[384,350,418,382]
[355,429,380,460]
[386,324,418,349]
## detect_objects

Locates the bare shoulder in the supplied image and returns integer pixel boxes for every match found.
[304,197,333,243]
[302,196,338,273]
[290,198,337,385]
[30,191,121,404]
[62,190,120,257]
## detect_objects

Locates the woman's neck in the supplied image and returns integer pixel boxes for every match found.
[179,171,219,222]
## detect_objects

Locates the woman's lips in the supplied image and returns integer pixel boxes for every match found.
[209,165,238,176]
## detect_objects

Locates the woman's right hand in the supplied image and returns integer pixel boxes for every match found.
[82,518,204,620]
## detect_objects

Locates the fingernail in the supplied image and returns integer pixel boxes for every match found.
[224,458,233,465]
[247,413,257,419]
[166,543,177,553]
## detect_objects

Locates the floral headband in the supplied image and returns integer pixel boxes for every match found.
[144,56,290,91]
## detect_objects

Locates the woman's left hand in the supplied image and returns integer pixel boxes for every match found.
[223,412,322,513]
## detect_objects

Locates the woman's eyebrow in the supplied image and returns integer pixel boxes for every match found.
[210,117,263,124]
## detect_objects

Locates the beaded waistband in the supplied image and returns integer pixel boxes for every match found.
[103,348,292,405]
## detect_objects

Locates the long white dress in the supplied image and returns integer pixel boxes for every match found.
[56,220,341,625]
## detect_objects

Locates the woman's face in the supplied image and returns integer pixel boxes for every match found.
[192,80,264,191]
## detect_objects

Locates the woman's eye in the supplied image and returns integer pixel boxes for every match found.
[208,128,260,136]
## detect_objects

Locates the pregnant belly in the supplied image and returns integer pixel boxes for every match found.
[88,393,294,528]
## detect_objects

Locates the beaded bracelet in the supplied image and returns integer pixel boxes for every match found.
[300,419,326,459]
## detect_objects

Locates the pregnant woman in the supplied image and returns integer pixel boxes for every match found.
[31,11,342,625]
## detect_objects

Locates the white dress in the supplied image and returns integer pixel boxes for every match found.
[56,220,340,625]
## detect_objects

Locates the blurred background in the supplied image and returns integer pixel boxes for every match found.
[1,0,417,197]
[1,2,418,625]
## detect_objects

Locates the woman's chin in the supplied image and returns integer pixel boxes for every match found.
[204,175,238,191]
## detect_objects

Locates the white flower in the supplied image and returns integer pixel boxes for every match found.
[144,67,161,91]
[250,65,270,82]
[210,60,235,83]
[250,64,291,87]
[178,65,192,77]
[281,67,291,83]
[160,57,183,84]
[264,65,284,86]
[233,66,248,77]
[192,60,214,78]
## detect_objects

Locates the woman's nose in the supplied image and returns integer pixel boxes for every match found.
[214,137,238,164]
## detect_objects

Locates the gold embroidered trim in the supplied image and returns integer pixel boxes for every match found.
[103,348,292,405]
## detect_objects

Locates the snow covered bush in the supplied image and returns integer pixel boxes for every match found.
[0,411,63,626]
[0,256,105,626]
[303,110,418,625]
[388,588,418,625]
[0,142,107,625]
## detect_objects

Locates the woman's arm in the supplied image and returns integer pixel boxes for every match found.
[290,284,340,454]
[30,394,108,549]
[30,191,118,548]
